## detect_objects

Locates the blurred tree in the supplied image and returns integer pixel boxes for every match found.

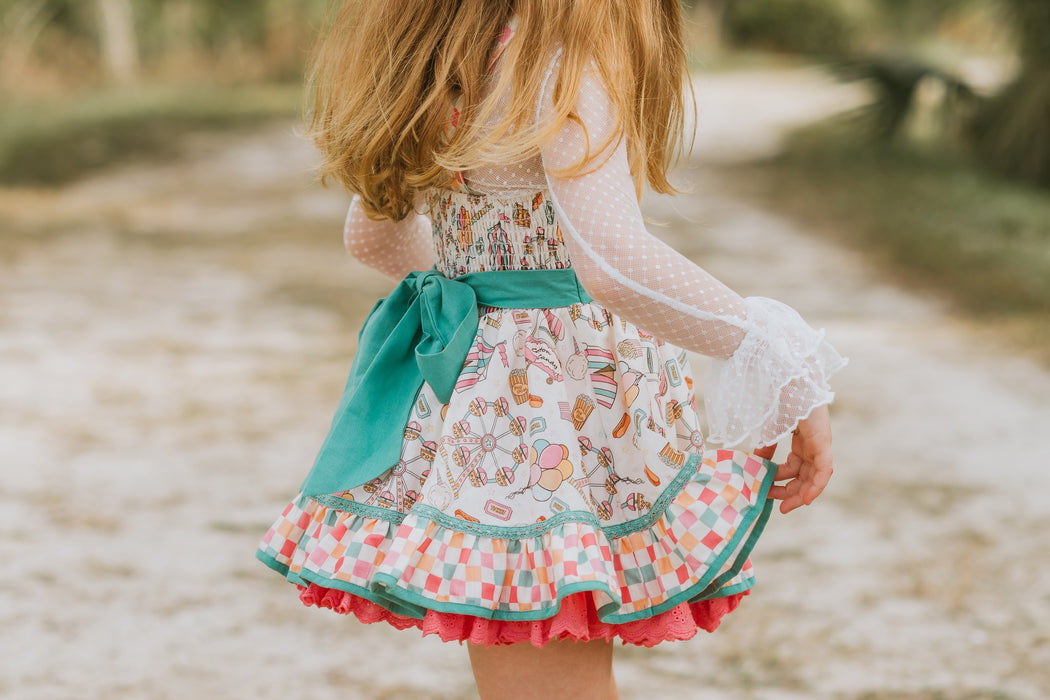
[833,55,976,142]
[1,0,330,91]
[0,0,57,78]
[870,0,961,40]
[720,0,859,57]
[95,0,138,83]
[972,0,1050,187]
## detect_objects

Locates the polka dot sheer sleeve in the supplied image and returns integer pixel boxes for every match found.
[536,58,847,448]
[343,195,436,280]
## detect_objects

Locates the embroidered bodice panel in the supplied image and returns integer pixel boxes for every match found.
[426,189,572,278]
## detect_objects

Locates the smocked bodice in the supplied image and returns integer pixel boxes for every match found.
[426,189,573,279]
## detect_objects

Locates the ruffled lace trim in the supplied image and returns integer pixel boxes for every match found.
[298,584,746,647]
[704,297,848,448]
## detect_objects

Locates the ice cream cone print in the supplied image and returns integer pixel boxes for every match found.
[619,362,642,407]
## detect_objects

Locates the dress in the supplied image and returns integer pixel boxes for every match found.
[256,23,846,647]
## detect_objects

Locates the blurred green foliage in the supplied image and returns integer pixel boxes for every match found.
[721,0,860,57]
[712,0,1050,191]
[0,84,301,185]
[0,0,330,91]
[777,118,1050,315]
[971,0,1050,187]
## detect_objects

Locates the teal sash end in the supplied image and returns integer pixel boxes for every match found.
[300,268,592,497]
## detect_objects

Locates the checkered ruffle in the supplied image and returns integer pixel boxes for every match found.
[257,448,774,623]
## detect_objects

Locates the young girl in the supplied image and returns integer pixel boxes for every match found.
[257,2,846,697]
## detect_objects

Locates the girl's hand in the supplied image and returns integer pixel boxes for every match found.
[762,405,834,514]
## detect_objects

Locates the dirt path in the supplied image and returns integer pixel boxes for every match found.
[2,70,1048,700]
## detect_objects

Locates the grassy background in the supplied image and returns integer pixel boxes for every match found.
[0,83,302,186]
[729,117,1050,361]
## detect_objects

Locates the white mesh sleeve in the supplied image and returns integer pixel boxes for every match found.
[536,57,847,447]
[343,195,436,280]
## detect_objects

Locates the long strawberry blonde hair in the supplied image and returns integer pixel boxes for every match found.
[307,0,691,221]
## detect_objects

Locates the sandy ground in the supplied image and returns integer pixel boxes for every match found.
[1,69,1048,700]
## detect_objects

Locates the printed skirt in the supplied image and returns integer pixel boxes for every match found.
[257,300,776,646]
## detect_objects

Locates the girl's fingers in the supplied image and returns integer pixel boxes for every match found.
[771,459,833,510]
[774,487,805,513]
[771,408,835,513]
[802,462,834,504]
[775,451,802,481]
[768,481,800,501]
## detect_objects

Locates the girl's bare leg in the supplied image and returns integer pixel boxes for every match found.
[468,638,619,700]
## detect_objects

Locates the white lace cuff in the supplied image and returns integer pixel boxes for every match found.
[704,297,848,448]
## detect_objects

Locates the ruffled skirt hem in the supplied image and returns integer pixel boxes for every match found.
[297,582,746,647]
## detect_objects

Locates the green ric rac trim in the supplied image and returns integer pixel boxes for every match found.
[314,452,711,540]
[313,495,409,525]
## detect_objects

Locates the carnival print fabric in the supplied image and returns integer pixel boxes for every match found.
[257,189,778,633]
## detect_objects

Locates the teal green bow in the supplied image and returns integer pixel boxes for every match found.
[300,268,591,497]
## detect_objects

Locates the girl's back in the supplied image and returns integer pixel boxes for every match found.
[257,4,845,697]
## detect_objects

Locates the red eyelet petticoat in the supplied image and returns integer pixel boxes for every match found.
[297,583,746,648]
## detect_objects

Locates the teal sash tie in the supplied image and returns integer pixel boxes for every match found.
[300,268,592,497]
